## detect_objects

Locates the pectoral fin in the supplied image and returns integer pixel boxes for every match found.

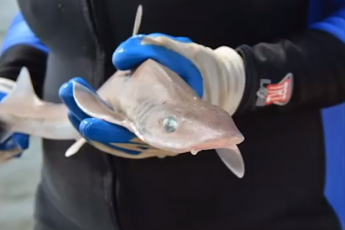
[216,145,245,178]
[72,82,127,126]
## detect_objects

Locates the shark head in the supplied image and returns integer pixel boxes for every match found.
[136,102,244,153]
[134,101,246,178]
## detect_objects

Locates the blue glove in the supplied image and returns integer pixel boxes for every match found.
[59,78,150,156]
[1,12,49,54]
[112,33,246,115]
[113,33,204,97]
[0,91,29,160]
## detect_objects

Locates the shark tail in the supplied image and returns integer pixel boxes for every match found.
[0,67,80,141]
[0,67,39,143]
[0,67,41,109]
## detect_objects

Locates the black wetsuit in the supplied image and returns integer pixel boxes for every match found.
[0,0,344,230]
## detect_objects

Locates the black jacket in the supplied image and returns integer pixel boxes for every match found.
[0,0,344,230]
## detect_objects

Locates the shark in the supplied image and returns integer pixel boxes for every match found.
[0,5,246,178]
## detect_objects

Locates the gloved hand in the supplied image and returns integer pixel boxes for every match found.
[0,78,29,161]
[113,33,246,115]
[0,12,48,161]
[59,78,154,157]
[59,33,246,157]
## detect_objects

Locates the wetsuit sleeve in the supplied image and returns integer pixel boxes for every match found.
[0,11,48,98]
[235,0,345,113]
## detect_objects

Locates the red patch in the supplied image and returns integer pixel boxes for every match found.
[256,73,293,107]
[264,74,293,106]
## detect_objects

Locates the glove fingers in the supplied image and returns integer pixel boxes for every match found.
[79,118,135,144]
[80,118,143,155]
[59,77,95,121]
[112,35,203,97]
[61,78,142,156]
[67,112,81,131]
[113,34,192,69]
[71,77,97,93]
[112,35,149,70]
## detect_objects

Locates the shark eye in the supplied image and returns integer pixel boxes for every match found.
[163,117,178,133]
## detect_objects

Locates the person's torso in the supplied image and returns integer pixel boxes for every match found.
[17,0,342,230]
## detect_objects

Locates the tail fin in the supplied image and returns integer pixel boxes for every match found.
[0,67,39,143]
[0,67,41,110]
[0,67,78,140]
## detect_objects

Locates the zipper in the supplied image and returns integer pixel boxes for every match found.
[81,0,121,229]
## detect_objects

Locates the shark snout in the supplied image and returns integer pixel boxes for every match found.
[192,134,244,152]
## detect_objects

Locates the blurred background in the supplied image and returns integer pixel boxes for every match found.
[0,1,43,230]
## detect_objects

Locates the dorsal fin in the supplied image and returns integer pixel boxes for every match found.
[0,67,40,108]
[133,4,143,36]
